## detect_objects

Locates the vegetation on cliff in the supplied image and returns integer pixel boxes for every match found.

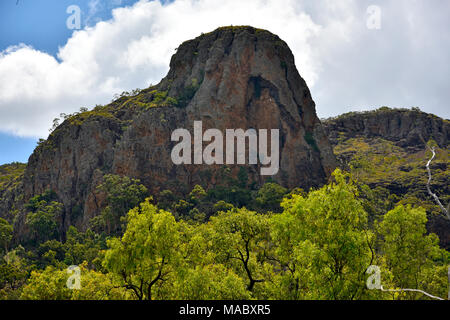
[0,105,448,301]
[0,167,448,300]
[323,107,449,248]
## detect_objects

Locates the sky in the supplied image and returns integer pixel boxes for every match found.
[0,0,449,165]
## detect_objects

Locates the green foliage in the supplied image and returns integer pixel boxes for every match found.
[333,136,449,219]
[20,262,127,300]
[206,185,252,208]
[173,199,193,218]
[237,167,248,188]
[25,191,63,244]
[67,110,118,126]
[92,174,148,235]
[255,182,288,213]
[157,189,178,210]
[3,170,448,300]
[174,264,250,300]
[103,199,181,300]
[209,208,270,292]
[0,218,13,253]
[20,266,72,300]
[63,226,106,269]
[20,225,107,275]
[0,162,25,191]
[142,90,178,109]
[376,205,449,299]
[270,169,375,299]
[212,200,234,214]
[25,190,58,211]
[0,246,28,299]
[188,185,207,205]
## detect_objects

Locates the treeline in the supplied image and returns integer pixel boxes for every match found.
[0,169,448,300]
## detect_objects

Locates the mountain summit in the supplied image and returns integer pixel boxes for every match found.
[16,26,336,233]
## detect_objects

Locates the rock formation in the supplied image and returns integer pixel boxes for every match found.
[323,107,449,151]
[16,26,336,234]
[323,108,449,248]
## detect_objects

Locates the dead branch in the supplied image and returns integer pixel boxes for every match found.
[425,145,450,220]
[380,285,444,300]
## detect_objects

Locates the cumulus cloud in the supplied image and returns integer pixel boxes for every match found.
[0,0,448,138]
[310,0,450,119]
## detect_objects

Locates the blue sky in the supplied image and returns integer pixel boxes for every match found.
[0,133,37,164]
[0,0,139,164]
[0,0,140,56]
[0,0,449,165]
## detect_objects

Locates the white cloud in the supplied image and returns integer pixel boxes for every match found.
[310,0,450,119]
[0,0,325,138]
[0,0,448,138]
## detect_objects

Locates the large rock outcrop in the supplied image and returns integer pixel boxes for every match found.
[323,108,449,151]
[18,26,336,234]
[323,108,450,248]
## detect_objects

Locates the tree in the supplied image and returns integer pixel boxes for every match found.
[70,262,128,300]
[20,262,127,300]
[94,174,148,235]
[213,200,234,215]
[188,185,207,205]
[0,246,28,299]
[63,226,106,270]
[174,264,250,300]
[255,182,288,212]
[270,169,375,299]
[157,189,177,211]
[20,266,72,300]
[209,208,270,292]
[25,198,62,244]
[0,218,13,253]
[173,199,193,218]
[103,199,180,300]
[376,204,448,299]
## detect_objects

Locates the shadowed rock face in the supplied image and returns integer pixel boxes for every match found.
[18,26,336,234]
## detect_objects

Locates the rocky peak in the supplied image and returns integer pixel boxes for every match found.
[323,107,449,151]
[17,26,336,235]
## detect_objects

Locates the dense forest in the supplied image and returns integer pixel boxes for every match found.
[0,113,448,299]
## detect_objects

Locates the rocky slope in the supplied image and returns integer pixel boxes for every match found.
[323,108,449,247]
[324,107,449,151]
[0,163,25,222]
[14,26,336,236]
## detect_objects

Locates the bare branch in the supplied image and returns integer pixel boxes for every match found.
[424,145,450,220]
[380,285,444,301]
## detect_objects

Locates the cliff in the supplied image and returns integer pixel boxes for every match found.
[323,108,449,248]
[324,107,449,151]
[14,26,336,236]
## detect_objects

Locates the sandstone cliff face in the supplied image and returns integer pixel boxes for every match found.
[323,108,449,150]
[19,26,337,233]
